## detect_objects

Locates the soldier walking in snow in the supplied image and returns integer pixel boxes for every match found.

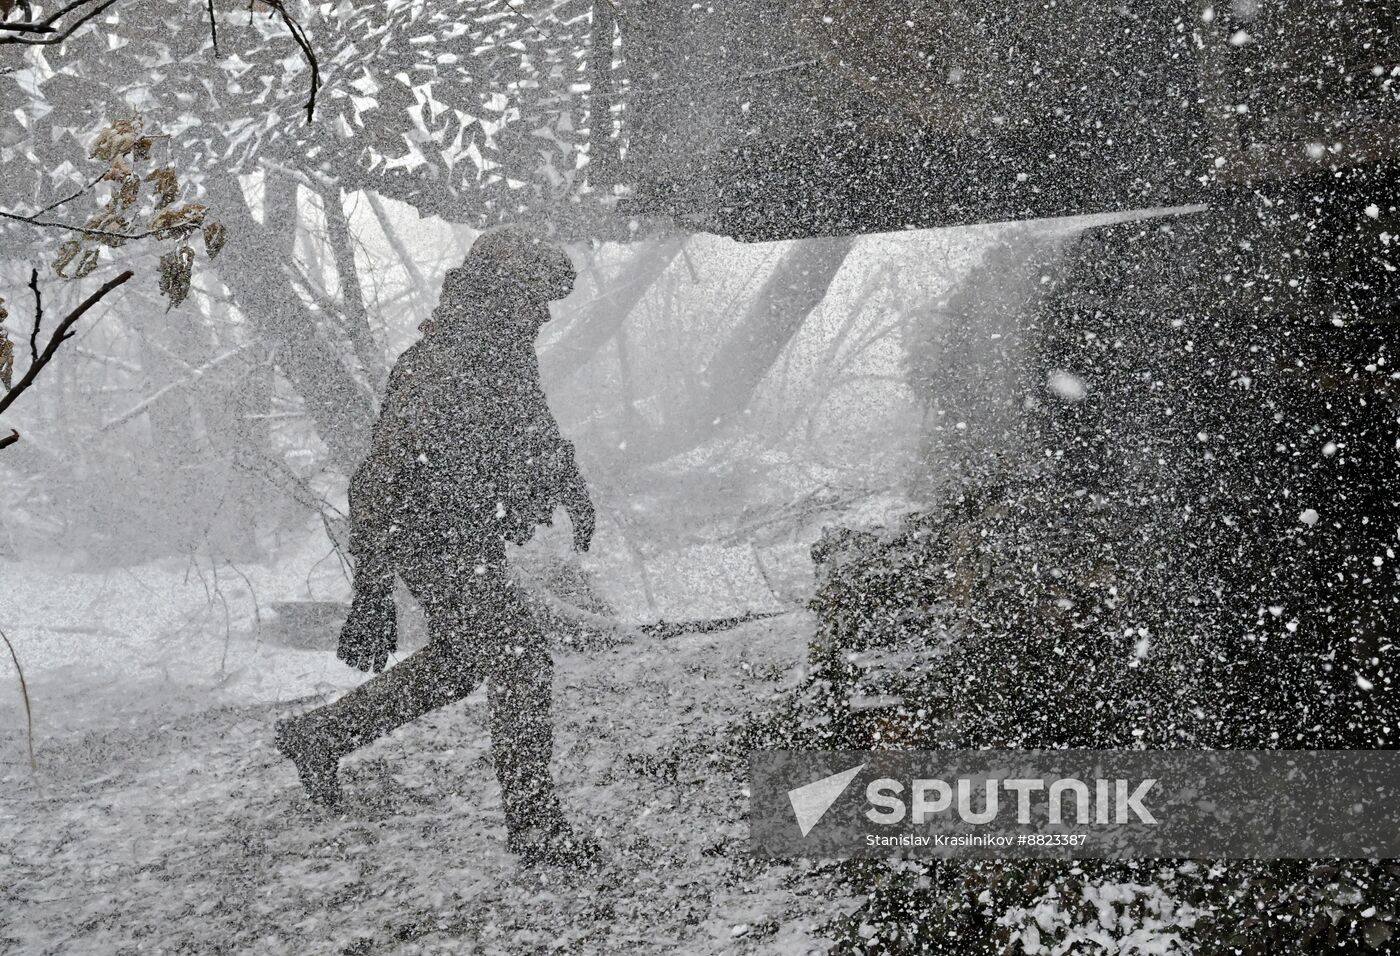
[276,227,597,866]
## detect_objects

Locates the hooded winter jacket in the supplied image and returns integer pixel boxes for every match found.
[347,235,584,598]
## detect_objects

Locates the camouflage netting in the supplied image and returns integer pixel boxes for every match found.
[1,0,616,244]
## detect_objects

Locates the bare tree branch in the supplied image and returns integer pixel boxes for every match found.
[365,191,428,315]
[206,0,219,57]
[3,0,103,30]
[0,269,134,449]
[320,186,383,382]
[0,0,121,45]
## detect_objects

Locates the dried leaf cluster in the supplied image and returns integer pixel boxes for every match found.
[53,116,228,307]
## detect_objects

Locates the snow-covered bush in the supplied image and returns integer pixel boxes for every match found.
[738,473,1398,953]
[820,857,1399,955]
[745,473,1196,756]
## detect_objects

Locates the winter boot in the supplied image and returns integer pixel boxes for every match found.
[277,640,478,806]
[275,715,343,807]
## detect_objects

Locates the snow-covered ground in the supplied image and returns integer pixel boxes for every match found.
[0,523,866,954]
[2,603,858,953]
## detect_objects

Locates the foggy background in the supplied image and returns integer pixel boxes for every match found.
[0,183,1070,739]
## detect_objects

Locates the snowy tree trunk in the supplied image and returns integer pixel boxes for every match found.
[321,187,387,389]
[632,234,855,463]
[206,175,374,473]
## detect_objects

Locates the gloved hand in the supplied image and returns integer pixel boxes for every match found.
[337,585,398,673]
[564,476,595,552]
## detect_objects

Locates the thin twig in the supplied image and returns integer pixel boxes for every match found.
[210,559,232,676]
[0,626,36,771]
[502,0,549,42]
[35,172,105,217]
[0,429,17,450]
[206,0,219,56]
[0,208,162,242]
[225,560,262,631]
[99,345,245,431]
[72,345,140,373]
[261,0,319,122]
[365,191,428,313]
[26,268,40,366]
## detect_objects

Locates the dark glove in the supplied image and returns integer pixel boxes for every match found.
[564,477,595,552]
[337,585,397,673]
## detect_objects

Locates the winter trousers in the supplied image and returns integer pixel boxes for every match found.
[302,547,563,840]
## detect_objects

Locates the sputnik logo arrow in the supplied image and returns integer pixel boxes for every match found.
[788,763,865,837]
